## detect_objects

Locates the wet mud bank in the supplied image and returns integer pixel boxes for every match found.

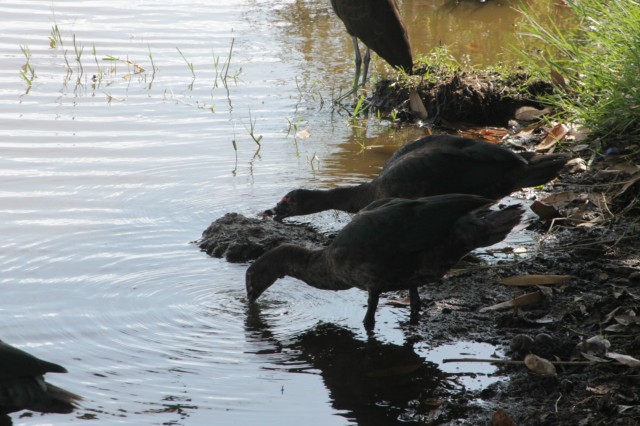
[197,212,329,263]
[370,65,554,127]
[198,69,639,424]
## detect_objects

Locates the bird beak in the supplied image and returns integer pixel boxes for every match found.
[261,206,287,222]
[261,208,275,219]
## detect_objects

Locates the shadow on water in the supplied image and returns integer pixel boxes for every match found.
[244,305,450,424]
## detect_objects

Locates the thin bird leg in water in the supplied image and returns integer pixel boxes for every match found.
[363,289,380,330]
[409,286,421,314]
[351,35,362,92]
[361,47,371,86]
[409,286,421,325]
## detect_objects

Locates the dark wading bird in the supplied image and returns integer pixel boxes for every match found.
[331,0,412,90]
[263,134,570,222]
[247,193,524,329]
[0,340,81,415]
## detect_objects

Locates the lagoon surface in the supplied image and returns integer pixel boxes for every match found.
[1,1,558,424]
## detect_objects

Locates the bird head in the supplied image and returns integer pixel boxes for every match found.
[261,189,316,222]
[245,257,284,302]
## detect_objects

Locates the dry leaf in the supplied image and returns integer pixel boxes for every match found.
[550,69,568,89]
[490,408,517,426]
[524,354,557,375]
[604,323,628,333]
[614,315,640,326]
[586,385,610,395]
[530,200,562,221]
[580,352,609,363]
[541,191,584,206]
[457,127,509,143]
[603,306,622,323]
[577,336,611,356]
[500,274,573,287]
[606,352,640,368]
[409,89,428,120]
[615,170,640,198]
[575,216,605,228]
[565,157,588,173]
[480,292,544,312]
[386,296,411,307]
[295,129,310,139]
[515,106,551,121]
[537,123,569,151]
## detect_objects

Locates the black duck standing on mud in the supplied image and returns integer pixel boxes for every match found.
[0,339,81,415]
[331,0,412,89]
[264,134,570,221]
[248,194,524,329]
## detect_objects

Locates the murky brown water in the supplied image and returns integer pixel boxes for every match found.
[1,0,558,424]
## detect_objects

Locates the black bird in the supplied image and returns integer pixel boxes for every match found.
[263,134,570,222]
[248,194,524,329]
[0,340,81,415]
[331,0,413,90]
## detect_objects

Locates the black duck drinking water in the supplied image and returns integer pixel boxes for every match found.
[249,193,524,329]
[264,134,570,222]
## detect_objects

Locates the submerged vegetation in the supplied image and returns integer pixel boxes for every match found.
[519,0,640,149]
[18,22,266,148]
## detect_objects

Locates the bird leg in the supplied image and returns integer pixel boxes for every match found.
[363,289,380,330]
[409,286,421,325]
[361,47,371,86]
[409,286,421,314]
[351,36,362,92]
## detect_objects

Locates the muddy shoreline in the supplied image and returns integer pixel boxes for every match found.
[198,68,639,425]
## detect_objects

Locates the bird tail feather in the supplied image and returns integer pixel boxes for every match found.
[472,204,525,248]
[516,153,571,188]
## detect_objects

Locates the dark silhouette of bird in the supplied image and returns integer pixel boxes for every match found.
[263,134,570,222]
[331,0,413,90]
[248,194,524,329]
[0,340,81,415]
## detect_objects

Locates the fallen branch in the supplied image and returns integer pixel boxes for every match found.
[442,358,595,366]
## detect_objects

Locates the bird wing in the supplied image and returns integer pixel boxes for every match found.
[330,194,493,257]
[376,136,528,198]
[331,0,412,71]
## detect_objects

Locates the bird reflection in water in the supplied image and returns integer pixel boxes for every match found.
[245,306,447,424]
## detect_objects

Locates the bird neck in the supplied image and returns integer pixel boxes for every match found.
[258,245,341,291]
[323,183,373,213]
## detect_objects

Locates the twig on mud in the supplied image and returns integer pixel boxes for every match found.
[442,358,595,366]
[555,393,562,413]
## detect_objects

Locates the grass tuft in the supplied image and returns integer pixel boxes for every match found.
[518,0,640,147]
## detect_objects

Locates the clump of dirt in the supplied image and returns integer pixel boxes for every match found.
[196,212,329,262]
[369,65,554,126]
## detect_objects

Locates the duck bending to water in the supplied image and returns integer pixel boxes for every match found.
[0,340,81,415]
[263,134,570,222]
[248,194,524,329]
[331,0,412,89]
